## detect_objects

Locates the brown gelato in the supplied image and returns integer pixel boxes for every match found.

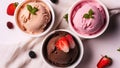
[43,31,80,67]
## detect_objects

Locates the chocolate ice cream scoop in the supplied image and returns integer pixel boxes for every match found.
[43,31,80,67]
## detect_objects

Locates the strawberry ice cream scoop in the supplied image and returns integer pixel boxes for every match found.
[46,31,79,67]
[71,1,106,35]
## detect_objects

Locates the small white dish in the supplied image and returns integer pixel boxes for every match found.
[15,0,55,37]
[40,29,84,68]
[68,0,109,39]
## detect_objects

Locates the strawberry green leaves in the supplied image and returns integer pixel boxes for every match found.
[83,9,94,19]
[27,5,38,15]
[14,2,19,7]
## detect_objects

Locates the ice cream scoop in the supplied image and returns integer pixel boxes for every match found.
[69,0,109,39]
[41,29,84,68]
[73,1,105,35]
[15,0,55,37]
[47,33,78,67]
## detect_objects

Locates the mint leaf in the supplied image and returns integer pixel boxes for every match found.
[89,15,94,18]
[89,9,94,16]
[27,5,32,11]
[31,7,38,15]
[83,9,94,19]
[64,13,68,22]
[27,5,38,15]
[14,2,19,7]
[83,14,89,19]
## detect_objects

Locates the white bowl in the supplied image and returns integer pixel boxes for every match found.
[68,0,109,39]
[15,0,55,37]
[40,29,84,68]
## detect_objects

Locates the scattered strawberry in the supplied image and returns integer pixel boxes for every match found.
[7,2,19,16]
[65,34,75,49]
[97,55,112,68]
[7,21,14,29]
[56,37,69,53]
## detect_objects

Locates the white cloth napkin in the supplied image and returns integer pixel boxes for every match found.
[0,0,120,68]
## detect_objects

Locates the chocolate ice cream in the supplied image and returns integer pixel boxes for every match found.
[43,31,80,67]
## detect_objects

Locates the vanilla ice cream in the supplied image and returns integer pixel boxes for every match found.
[16,0,51,34]
[71,1,106,35]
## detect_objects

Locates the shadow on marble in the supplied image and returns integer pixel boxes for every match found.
[96,14,120,39]
[76,40,93,68]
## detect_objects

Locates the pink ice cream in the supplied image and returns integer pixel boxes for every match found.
[71,1,106,35]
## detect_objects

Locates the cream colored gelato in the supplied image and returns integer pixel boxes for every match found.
[16,0,51,34]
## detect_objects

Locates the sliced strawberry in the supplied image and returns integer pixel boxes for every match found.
[97,55,112,68]
[7,2,19,16]
[56,37,69,53]
[65,34,75,49]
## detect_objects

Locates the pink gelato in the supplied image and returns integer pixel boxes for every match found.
[71,1,106,35]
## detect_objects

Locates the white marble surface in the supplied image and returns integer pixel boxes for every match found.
[0,0,120,68]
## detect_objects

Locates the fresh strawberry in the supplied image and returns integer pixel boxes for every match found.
[97,55,112,68]
[7,2,19,16]
[65,34,75,49]
[56,37,69,53]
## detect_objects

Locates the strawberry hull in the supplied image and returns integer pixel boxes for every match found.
[7,2,18,16]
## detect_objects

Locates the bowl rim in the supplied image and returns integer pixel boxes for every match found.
[14,0,55,37]
[40,29,84,68]
[68,0,110,39]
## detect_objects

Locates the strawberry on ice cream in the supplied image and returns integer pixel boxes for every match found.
[71,1,106,35]
[16,0,51,34]
[44,31,79,67]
